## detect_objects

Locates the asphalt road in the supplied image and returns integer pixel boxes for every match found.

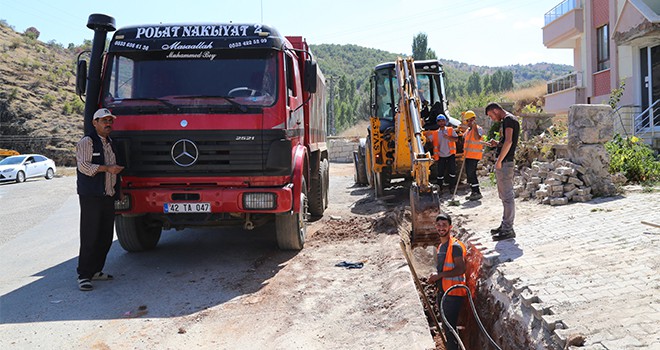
[0,166,434,350]
[0,175,294,348]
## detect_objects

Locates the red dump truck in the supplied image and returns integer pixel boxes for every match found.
[77,14,328,251]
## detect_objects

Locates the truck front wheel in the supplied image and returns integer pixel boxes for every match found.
[276,178,307,250]
[115,215,162,252]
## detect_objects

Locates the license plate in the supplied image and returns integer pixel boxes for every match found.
[164,202,211,213]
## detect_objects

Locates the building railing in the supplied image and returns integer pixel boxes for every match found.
[634,100,659,138]
[547,71,582,94]
[545,0,582,26]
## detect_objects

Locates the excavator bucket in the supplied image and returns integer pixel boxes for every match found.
[409,184,441,247]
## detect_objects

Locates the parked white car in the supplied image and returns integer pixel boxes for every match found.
[0,154,57,183]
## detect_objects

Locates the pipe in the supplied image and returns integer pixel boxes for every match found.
[83,14,116,135]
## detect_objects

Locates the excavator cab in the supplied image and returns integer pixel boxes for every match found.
[360,58,451,247]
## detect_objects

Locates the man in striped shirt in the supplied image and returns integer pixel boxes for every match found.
[75,108,124,291]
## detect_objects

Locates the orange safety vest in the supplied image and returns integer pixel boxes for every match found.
[431,127,456,161]
[438,236,467,297]
[463,126,484,160]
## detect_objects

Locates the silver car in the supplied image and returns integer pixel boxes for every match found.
[0,154,57,183]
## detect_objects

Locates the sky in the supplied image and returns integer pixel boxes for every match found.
[1,0,574,67]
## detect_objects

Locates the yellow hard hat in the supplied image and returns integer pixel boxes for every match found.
[463,110,476,120]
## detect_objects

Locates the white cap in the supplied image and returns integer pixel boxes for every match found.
[93,108,116,120]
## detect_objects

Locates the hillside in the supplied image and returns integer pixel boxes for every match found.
[0,22,572,165]
[311,43,573,95]
[0,23,86,166]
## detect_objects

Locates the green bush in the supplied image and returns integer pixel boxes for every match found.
[43,94,56,107]
[605,134,660,183]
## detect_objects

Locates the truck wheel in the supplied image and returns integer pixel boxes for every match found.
[322,159,329,210]
[115,215,162,252]
[309,159,329,216]
[276,178,307,250]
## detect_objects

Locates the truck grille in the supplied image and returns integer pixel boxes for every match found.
[112,130,290,177]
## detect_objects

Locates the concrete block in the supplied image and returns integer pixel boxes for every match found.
[577,187,592,195]
[565,188,578,200]
[541,314,564,331]
[520,288,540,307]
[563,183,576,192]
[551,185,564,192]
[535,190,548,199]
[568,176,584,186]
[545,179,562,186]
[550,197,569,206]
[482,253,500,267]
[530,302,552,320]
[574,164,587,174]
[573,194,593,202]
[530,177,542,185]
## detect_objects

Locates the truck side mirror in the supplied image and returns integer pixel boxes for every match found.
[304,60,317,93]
[76,60,88,96]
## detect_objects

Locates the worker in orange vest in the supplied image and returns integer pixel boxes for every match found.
[462,110,485,201]
[428,212,467,350]
[428,114,458,193]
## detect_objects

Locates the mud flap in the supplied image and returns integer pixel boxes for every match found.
[409,184,441,247]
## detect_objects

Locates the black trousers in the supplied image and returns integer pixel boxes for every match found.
[465,158,481,193]
[77,195,115,279]
[436,154,457,191]
[437,294,465,350]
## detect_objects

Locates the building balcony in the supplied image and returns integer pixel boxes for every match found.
[544,71,586,114]
[543,0,584,48]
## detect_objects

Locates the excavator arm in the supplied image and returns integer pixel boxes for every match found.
[394,57,441,247]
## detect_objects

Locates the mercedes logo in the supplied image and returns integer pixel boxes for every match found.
[171,139,199,167]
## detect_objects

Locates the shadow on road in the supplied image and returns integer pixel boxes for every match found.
[1,225,297,323]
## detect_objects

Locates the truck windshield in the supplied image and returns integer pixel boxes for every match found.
[102,49,278,109]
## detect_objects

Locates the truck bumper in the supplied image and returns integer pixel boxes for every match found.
[117,185,293,214]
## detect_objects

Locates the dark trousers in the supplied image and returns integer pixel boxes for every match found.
[77,196,115,279]
[437,294,464,350]
[436,154,457,191]
[465,158,480,194]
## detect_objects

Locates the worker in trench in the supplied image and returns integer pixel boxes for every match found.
[427,213,467,350]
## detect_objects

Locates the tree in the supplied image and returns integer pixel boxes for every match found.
[483,75,492,93]
[466,72,482,95]
[501,71,514,91]
[427,48,437,59]
[412,33,428,60]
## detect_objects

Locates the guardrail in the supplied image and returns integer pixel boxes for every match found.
[547,71,582,94]
[545,0,582,26]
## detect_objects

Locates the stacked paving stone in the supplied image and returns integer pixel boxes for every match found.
[515,158,593,205]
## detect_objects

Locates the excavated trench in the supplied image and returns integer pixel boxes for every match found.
[368,200,560,350]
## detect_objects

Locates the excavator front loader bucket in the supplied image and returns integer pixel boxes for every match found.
[409,184,441,247]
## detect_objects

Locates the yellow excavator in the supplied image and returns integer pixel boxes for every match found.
[355,58,454,247]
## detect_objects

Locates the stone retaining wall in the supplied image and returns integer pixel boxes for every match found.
[328,136,360,163]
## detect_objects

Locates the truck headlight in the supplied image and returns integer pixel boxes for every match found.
[243,193,276,210]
